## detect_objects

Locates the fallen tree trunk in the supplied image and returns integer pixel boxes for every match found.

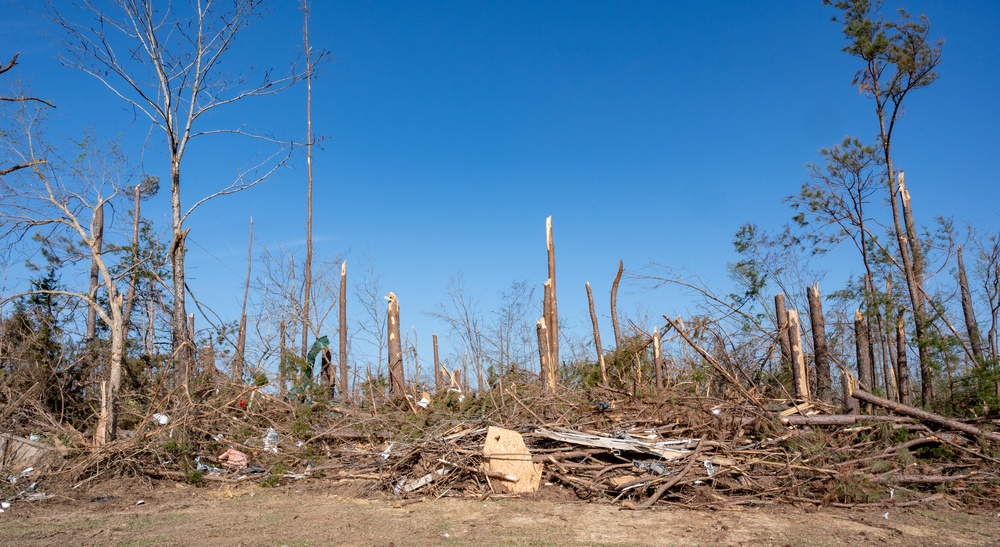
[851,388,1000,442]
[780,414,915,426]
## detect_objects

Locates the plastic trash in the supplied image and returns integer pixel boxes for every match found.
[594,401,611,411]
[152,413,170,425]
[28,433,40,442]
[380,442,393,461]
[417,397,430,408]
[633,460,667,475]
[263,428,280,453]
[1,502,10,509]
[195,457,223,475]
[7,467,34,484]
[703,458,716,477]
[218,449,248,469]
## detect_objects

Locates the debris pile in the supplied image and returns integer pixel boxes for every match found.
[2,381,999,511]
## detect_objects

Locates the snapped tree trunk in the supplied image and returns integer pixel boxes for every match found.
[585,282,607,385]
[536,318,551,393]
[958,246,985,363]
[542,280,557,393]
[894,173,933,405]
[432,333,441,394]
[611,259,624,349]
[896,308,912,405]
[653,326,663,389]
[545,216,559,376]
[807,284,833,404]
[774,294,792,372]
[786,309,809,400]
[387,292,405,398]
[855,309,873,412]
[339,261,349,399]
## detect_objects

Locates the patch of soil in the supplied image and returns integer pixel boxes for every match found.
[1,479,997,546]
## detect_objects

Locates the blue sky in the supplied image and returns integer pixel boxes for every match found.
[3,1,999,378]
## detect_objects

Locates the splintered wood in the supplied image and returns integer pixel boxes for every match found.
[481,426,542,494]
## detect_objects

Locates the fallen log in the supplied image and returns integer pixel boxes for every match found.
[851,388,1000,442]
[780,414,915,426]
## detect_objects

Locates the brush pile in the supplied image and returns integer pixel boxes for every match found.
[4,379,998,511]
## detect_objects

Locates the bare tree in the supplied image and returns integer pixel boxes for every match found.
[49,0,305,372]
[0,94,137,444]
[301,0,315,361]
[354,249,387,373]
[430,274,487,392]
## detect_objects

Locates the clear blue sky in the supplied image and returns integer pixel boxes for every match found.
[3,1,999,378]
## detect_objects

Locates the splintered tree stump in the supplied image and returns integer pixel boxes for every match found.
[786,309,809,400]
[481,426,542,494]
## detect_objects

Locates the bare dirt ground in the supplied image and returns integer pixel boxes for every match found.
[1,479,998,547]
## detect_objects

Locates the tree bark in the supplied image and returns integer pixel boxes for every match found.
[842,370,861,414]
[321,346,334,398]
[807,284,833,403]
[432,333,441,394]
[786,309,809,400]
[585,282,607,385]
[171,163,191,381]
[653,327,663,389]
[542,279,557,393]
[774,294,792,372]
[186,312,196,383]
[301,0,314,361]
[896,308,912,405]
[122,186,141,345]
[780,414,913,426]
[611,259,624,349]
[339,261,349,400]
[86,202,104,343]
[545,216,559,373]
[897,174,933,404]
[958,246,984,363]
[278,319,288,399]
[852,388,1000,442]
[387,292,405,398]
[855,309,873,412]
[536,318,551,393]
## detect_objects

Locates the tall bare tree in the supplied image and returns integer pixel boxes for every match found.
[49,0,304,373]
[301,0,315,360]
